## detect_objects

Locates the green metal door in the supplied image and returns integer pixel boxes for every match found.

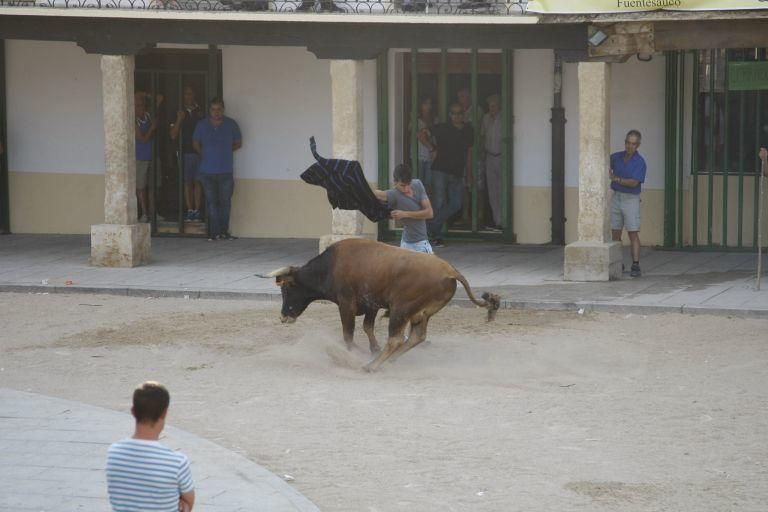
[665,49,768,250]
[377,49,514,243]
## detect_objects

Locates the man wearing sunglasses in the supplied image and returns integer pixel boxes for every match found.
[427,102,474,247]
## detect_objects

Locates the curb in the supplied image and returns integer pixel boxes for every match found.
[4,283,768,319]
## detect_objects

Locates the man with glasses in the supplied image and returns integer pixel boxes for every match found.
[427,102,474,247]
[609,130,646,278]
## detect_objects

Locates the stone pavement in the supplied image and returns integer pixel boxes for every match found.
[1,234,768,317]
[0,388,320,512]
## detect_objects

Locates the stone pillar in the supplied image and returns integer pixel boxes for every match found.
[563,62,621,281]
[91,55,150,267]
[319,60,367,253]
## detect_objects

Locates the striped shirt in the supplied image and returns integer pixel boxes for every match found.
[106,438,194,512]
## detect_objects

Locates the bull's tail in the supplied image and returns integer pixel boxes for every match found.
[454,272,501,322]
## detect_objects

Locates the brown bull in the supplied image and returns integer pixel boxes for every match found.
[262,238,500,372]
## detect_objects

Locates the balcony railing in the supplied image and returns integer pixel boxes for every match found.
[0,0,528,15]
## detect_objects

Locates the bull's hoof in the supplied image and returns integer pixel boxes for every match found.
[369,346,381,355]
[362,361,379,373]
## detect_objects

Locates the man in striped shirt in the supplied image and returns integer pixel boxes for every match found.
[106,381,195,512]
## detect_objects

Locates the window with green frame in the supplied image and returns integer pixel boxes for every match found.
[694,49,768,175]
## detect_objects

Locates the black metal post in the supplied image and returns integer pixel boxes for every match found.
[550,52,566,245]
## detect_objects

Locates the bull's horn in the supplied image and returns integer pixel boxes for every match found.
[256,267,295,279]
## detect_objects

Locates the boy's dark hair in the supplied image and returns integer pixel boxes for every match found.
[209,97,225,109]
[132,381,170,424]
[393,164,412,184]
[626,129,642,141]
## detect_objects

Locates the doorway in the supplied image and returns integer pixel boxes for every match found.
[135,48,222,236]
[378,49,514,242]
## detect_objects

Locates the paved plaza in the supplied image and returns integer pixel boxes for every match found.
[1,234,767,316]
[0,388,319,512]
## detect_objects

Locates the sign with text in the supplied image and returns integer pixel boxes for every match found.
[728,61,768,91]
[527,0,768,14]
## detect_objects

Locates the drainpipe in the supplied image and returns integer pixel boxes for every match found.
[550,52,566,245]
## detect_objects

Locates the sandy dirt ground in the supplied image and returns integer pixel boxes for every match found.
[1,292,767,512]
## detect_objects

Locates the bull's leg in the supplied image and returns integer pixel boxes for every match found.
[389,317,430,363]
[362,310,381,354]
[363,313,408,372]
[338,306,356,351]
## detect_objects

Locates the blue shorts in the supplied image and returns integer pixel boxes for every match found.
[183,153,200,183]
[400,238,434,254]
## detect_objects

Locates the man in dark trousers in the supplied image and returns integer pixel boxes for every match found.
[192,98,242,241]
[170,86,206,222]
[427,102,474,247]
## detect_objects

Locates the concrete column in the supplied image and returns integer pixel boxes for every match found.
[91,55,150,267]
[563,62,621,281]
[319,60,367,253]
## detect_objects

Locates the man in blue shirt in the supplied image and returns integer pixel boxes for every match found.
[609,129,647,277]
[193,98,242,241]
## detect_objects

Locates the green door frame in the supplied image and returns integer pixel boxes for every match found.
[377,48,515,243]
[0,40,9,235]
[667,49,767,250]
[135,47,222,237]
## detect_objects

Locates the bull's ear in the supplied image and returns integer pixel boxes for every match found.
[276,274,295,288]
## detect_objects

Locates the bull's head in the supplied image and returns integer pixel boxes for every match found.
[257,266,313,324]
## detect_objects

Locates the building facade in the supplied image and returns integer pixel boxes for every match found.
[0,2,766,276]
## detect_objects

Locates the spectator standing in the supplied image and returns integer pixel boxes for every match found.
[609,129,647,278]
[427,102,474,247]
[192,98,242,241]
[135,92,156,223]
[170,86,206,222]
[456,87,482,226]
[480,94,503,231]
[416,96,437,195]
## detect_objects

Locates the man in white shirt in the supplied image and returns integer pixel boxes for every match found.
[481,94,503,231]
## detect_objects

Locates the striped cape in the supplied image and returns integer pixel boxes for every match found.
[301,137,391,223]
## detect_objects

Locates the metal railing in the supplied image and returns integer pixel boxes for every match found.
[0,0,528,14]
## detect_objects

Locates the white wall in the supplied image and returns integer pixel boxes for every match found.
[513,50,554,188]
[562,54,667,190]
[6,40,105,174]
[223,46,379,182]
